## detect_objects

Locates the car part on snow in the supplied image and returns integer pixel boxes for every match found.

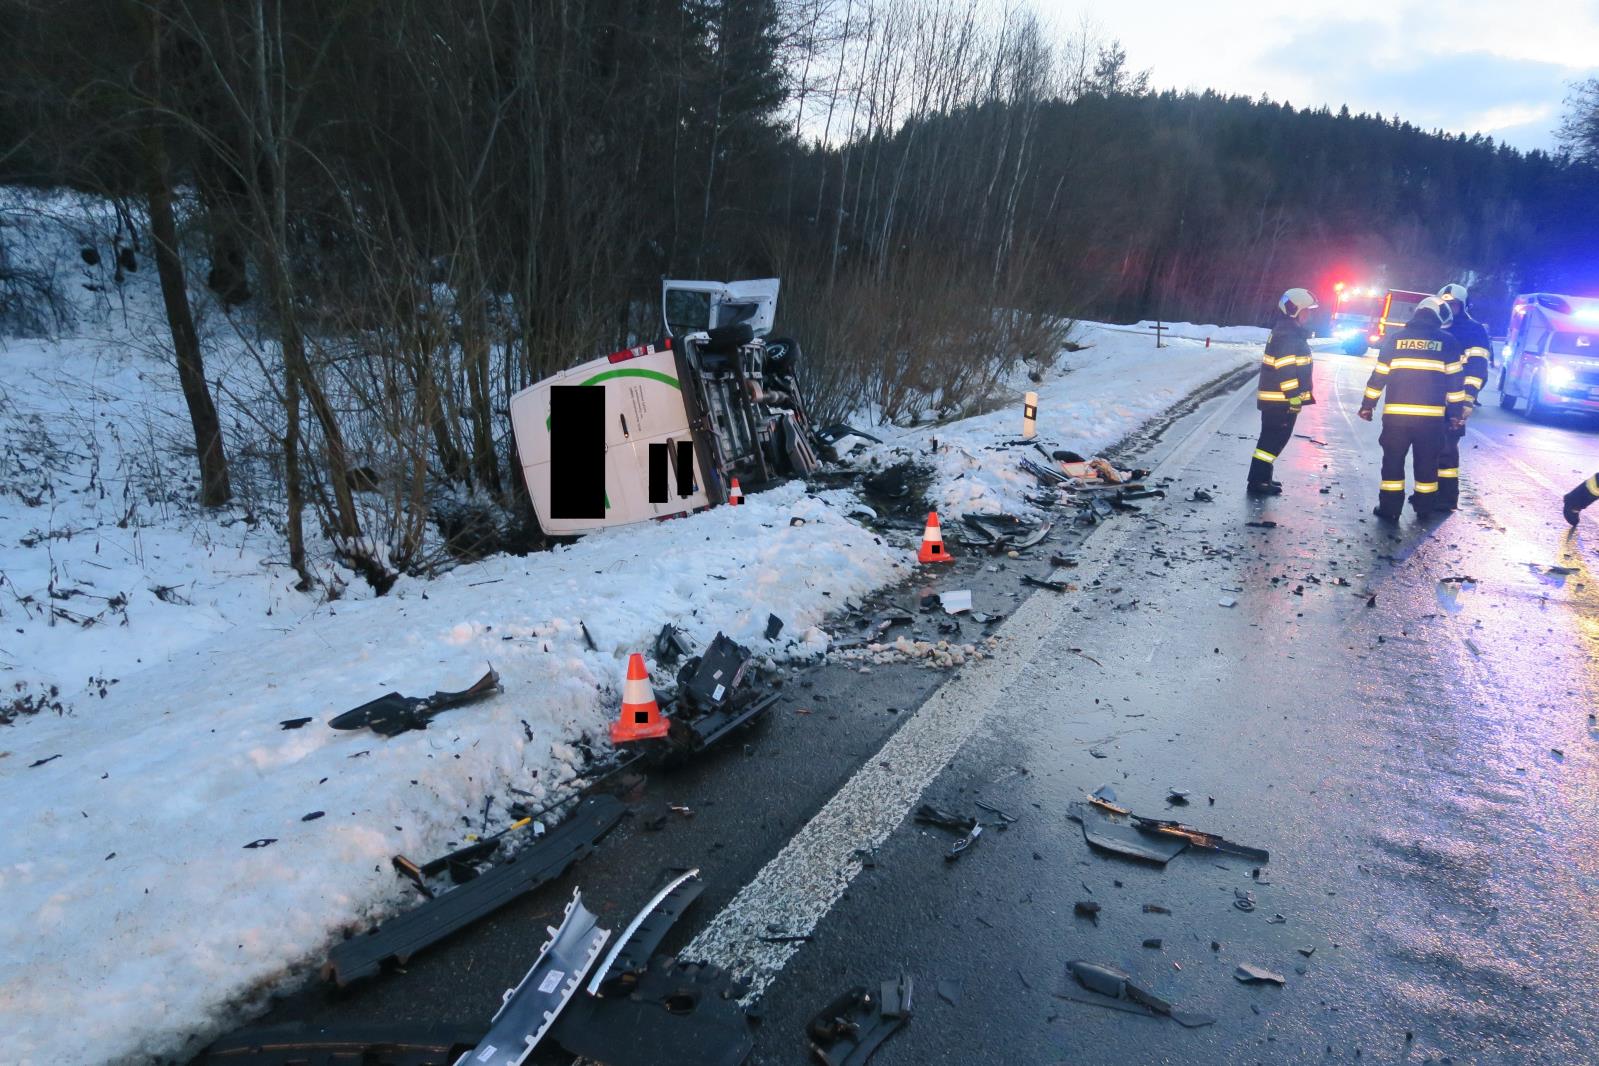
[1057,961,1216,1028]
[329,667,501,737]
[200,1022,485,1066]
[553,956,757,1066]
[806,976,913,1066]
[765,613,784,641]
[279,717,312,730]
[1068,801,1188,865]
[586,868,705,995]
[654,623,696,666]
[1234,963,1286,985]
[457,889,610,1066]
[677,633,753,714]
[323,795,623,986]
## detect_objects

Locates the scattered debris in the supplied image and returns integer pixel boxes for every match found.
[1188,489,1215,503]
[1142,938,1163,949]
[580,621,599,652]
[915,804,977,832]
[1245,520,1277,529]
[323,795,624,986]
[1057,960,1215,1028]
[807,976,913,1066]
[1142,904,1170,915]
[940,590,973,615]
[1233,889,1256,912]
[1066,801,1188,865]
[456,889,609,1066]
[653,623,695,666]
[765,613,785,641]
[199,1022,483,1065]
[279,717,313,730]
[28,753,62,768]
[1073,901,1102,921]
[1166,789,1190,805]
[1022,575,1074,592]
[1234,963,1286,985]
[945,824,983,861]
[557,955,754,1066]
[1217,597,1236,608]
[301,811,325,822]
[1130,813,1270,863]
[243,838,277,849]
[328,667,501,737]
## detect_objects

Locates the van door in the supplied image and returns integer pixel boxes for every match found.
[662,278,781,338]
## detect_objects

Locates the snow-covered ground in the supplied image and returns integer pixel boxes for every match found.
[1,190,1266,1064]
[860,321,1262,516]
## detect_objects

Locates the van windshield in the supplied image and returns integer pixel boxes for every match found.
[665,289,713,335]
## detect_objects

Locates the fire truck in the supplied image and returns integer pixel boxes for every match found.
[1328,283,1430,355]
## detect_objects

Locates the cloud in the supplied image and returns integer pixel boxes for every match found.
[1255,22,1584,148]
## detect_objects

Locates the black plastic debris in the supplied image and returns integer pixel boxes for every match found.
[1069,802,1187,865]
[1057,960,1215,1028]
[329,667,501,737]
[279,717,313,730]
[1074,900,1101,921]
[1188,488,1215,503]
[584,869,706,995]
[807,975,913,1066]
[1022,575,1072,592]
[1234,963,1286,985]
[915,804,977,832]
[243,838,277,849]
[1130,814,1270,863]
[302,811,325,822]
[323,795,623,986]
[1245,520,1277,529]
[1142,938,1163,949]
[679,633,752,713]
[654,624,695,666]
[765,614,785,641]
[200,1022,484,1066]
[554,956,754,1066]
[28,754,62,768]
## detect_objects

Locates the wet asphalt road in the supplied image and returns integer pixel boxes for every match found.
[208,349,1599,1066]
[741,348,1599,1065]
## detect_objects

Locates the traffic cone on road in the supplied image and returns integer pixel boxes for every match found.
[610,653,670,744]
[917,510,954,564]
[728,478,745,506]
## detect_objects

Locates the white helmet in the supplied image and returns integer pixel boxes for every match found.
[1438,283,1468,304]
[1418,295,1455,327]
[1278,287,1318,317]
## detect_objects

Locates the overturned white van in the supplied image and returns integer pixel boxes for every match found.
[509,278,821,536]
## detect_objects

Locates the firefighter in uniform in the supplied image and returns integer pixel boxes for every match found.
[1357,295,1466,521]
[1435,283,1492,510]
[1563,474,1599,525]
[1247,287,1316,497]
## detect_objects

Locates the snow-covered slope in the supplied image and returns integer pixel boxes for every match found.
[1,188,1269,1064]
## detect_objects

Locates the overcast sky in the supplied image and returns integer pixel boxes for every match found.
[1040,0,1599,151]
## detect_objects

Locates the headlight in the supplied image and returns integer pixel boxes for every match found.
[1547,364,1576,388]
[1333,327,1361,339]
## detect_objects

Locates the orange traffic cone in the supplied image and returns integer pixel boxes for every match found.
[728,478,744,506]
[610,653,670,744]
[918,510,954,564]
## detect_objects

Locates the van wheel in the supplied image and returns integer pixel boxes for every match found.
[1523,373,1546,420]
[1497,370,1516,410]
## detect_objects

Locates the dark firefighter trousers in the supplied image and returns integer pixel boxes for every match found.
[1565,473,1599,514]
[1435,423,1465,508]
[1248,408,1298,486]
[1377,418,1444,518]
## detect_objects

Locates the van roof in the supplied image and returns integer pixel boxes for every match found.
[1514,292,1599,330]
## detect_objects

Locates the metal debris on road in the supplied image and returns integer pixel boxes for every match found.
[940,590,973,615]
[1069,802,1187,865]
[807,976,913,1066]
[1057,960,1215,1028]
[1234,963,1286,985]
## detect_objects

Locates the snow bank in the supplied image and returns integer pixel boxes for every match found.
[0,483,902,1064]
[852,321,1260,515]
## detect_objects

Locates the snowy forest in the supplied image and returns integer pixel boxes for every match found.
[3,0,1599,584]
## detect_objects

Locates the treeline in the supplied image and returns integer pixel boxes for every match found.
[0,0,1594,587]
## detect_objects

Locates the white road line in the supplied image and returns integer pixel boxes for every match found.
[684,382,1253,999]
